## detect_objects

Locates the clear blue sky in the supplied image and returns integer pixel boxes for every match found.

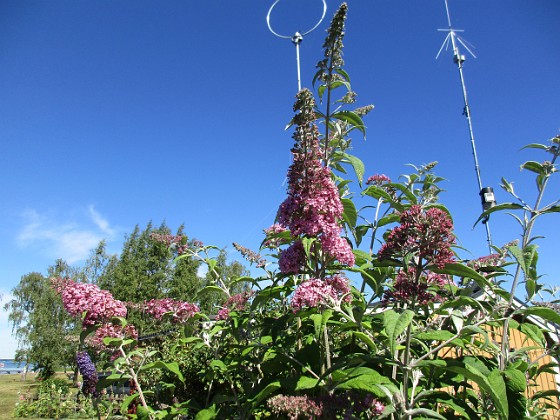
[1,0,558,358]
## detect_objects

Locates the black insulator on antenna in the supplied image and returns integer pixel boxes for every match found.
[480,187,496,224]
[453,53,466,64]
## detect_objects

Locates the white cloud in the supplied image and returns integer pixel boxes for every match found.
[16,206,118,264]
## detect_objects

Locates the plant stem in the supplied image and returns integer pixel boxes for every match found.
[500,152,558,369]
[119,346,153,420]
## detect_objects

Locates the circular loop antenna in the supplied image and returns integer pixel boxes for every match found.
[266,0,327,39]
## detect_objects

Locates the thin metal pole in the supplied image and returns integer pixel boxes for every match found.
[441,0,493,253]
[292,32,303,91]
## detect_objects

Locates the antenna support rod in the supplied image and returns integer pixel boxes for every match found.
[266,0,327,92]
[439,0,493,253]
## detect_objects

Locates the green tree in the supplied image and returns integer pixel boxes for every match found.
[97,222,202,332]
[5,260,79,378]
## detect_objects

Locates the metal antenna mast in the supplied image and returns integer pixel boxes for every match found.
[437,0,495,253]
[267,0,327,91]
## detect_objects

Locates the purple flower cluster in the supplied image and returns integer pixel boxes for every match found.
[278,241,306,274]
[76,351,98,396]
[366,174,391,185]
[216,291,254,320]
[54,278,127,327]
[144,298,199,323]
[378,205,455,269]
[383,268,452,305]
[291,275,351,312]
[276,89,354,273]
[267,395,322,419]
[267,392,384,419]
[232,242,267,267]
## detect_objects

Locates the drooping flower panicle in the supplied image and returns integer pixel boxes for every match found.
[76,351,99,396]
[276,89,354,273]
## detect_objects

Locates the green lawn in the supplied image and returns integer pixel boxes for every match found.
[0,373,39,420]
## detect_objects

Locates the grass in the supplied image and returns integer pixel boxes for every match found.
[0,373,39,420]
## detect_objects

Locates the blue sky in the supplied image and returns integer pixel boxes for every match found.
[0,0,558,358]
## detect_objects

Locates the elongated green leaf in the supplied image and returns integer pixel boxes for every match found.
[519,322,545,346]
[414,330,455,341]
[447,365,508,419]
[335,68,351,82]
[342,153,365,186]
[540,204,560,214]
[341,198,358,228]
[520,161,545,175]
[143,361,185,382]
[249,381,281,407]
[406,408,447,419]
[474,203,525,227]
[333,367,394,397]
[294,375,319,391]
[377,213,400,228]
[331,111,366,136]
[431,263,489,289]
[513,306,560,325]
[310,313,323,340]
[197,285,227,297]
[521,143,548,151]
[362,185,394,202]
[195,404,218,420]
[353,331,377,350]
[384,310,414,355]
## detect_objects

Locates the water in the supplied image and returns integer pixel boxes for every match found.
[0,359,27,374]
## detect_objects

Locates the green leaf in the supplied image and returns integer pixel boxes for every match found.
[431,263,489,289]
[333,367,394,397]
[341,198,358,228]
[504,369,527,420]
[521,143,548,151]
[376,213,400,228]
[473,203,525,227]
[144,361,185,383]
[384,309,414,355]
[294,375,320,391]
[249,381,281,407]
[519,322,544,346]
[446,365,508,419]
[120,393,140,414]
[310,313,323,340]
[330,111,365,136]
[353,331,377,350]
[500,177,515,194]
[406,408,447,419]
[414,330,455,341]
[197,285,227,298]
[342,153,365,186]
[513,306,560,325]
[540,204,560,215]
[362,185,394,202]
[335,68,351,82]
[195,404,218,420]
[520,160,545,175]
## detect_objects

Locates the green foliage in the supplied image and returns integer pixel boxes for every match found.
[97,221,202,332]
[5,265,78,379]
[10,5,560,420]
[13,378,99,419]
